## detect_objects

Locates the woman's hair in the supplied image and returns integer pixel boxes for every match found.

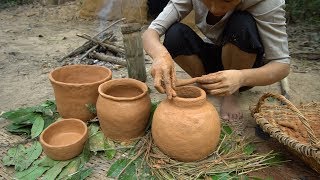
[147,0,170,19]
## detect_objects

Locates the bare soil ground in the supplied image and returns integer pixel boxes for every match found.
[0,2,319,179]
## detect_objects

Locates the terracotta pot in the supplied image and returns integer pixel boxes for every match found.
[152,86,221,162]
[97,78,151,141]
[39,118,88,161]
[49,65,112,121]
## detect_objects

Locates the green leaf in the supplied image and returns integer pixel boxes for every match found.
[80,141,91,163]
[5,125,31,135]
[222,125,233,135]
[265,154,285,165]
[43,161,71,180]
[67,167,93,180]
[89,132,105,152]
[15,142,43,171]
[105,138,116,160]
[119,161,137,180]
[15,165,50,180]
[88,123,100,137]
[2,145,21,166]
[39,156,59,167]
[145,101,160,131]
[86,104,97,115]
[57,157,81,179]
[0,107,35,120]
[31,116,44,139]
[211,173,232,180]
[107,158,130,178]
[243,144,256,155]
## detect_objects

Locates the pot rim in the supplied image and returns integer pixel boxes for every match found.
[172,86,206,106]
[48,65,112,87]
[40,118,88,148]
[98,78,148,101]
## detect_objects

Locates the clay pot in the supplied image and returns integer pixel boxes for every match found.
[152,86,221,162]
[39,118,88,161]
[97,78,151,141]
[49,65,112,121]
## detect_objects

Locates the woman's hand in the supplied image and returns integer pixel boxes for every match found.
[151,54,177,99]
[197,70,244,96]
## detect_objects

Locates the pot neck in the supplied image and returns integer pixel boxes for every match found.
[171,86,206,108]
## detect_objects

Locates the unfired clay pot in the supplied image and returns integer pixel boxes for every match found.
[152,86,221,162]
[97,78,151,141]
[39,118,88,161]
[49,65,112,121]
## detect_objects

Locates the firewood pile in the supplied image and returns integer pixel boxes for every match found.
[59,18,134,70]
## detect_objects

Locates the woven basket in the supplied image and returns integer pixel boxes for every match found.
[252,93,320,173]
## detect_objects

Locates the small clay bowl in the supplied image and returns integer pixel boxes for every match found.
[40,118,88,161]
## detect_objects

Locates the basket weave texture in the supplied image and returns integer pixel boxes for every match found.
[252,93,320,173]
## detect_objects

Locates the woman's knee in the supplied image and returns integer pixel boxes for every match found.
[163,23,194,50]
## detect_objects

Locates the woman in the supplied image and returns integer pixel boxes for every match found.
[142,0,290,133]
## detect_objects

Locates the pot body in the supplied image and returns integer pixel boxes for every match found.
[152,86,221,162]
[40,118,88,161]
[97,78,151,141]
[49,65,112,121]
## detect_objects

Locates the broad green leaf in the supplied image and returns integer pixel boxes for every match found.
[15,142,42,171]
[43,115,57,129]
[88,123,100,137]
[0,107,35,120]
[107,158,130,178]
[86,104,97,115]
[31,116,44,139]
[80,141,91,163]
[39,156,59,167]
[15,166,50,180]
[89,131,105,152]
[43,161,71,180]
[244,144,256,155]
[211,173,232,180]
[2,145,21,166]
[105,138,116,160]
[119,161,137,180]
[145,101,160,131]
[6,112,37,124]
[57,158,81,179]
[222,125,233,135]
[67,167,93,180]
[5,125,31,135]
[265,154,284,164]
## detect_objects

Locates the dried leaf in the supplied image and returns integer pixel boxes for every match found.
[57,157,81,179]
[107,158,130,178]
[43,161,71,180]
[31,116,44,139]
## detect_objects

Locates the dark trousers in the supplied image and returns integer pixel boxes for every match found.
[163,11,265,74]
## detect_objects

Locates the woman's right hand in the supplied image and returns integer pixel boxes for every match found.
[151,53,177,99]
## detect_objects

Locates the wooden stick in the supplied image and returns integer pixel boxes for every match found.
[78,45,98,61]
[77,34,125,54]
[59,18,126,61]
[90,52,127,66]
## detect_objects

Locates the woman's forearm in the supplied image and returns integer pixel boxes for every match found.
[240,62,290,87]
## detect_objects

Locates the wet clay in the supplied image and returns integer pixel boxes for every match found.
[40,118,88,161]
[49,65,112,121]
[152,86,221,162]
[97,78,151,142]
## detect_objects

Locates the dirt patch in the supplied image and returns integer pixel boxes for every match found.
[0,2,319,179]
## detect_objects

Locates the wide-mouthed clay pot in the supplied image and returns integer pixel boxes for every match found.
[49,65,112,121]
[97,78,151,141]
[152,86,221,162]
[40,118,88,161]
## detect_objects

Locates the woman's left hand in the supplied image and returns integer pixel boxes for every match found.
[197,70,244,96]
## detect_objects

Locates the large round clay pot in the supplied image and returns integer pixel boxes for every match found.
[152,86,221,162]
[97,78,151,141]
[49,65,112,121]
[40,118,88,161]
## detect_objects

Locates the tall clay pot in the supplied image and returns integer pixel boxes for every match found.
[152,86,221,162]
[97,78,151,141]
[49,65,112,121]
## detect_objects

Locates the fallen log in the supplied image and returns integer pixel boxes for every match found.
[90,52,127,67]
